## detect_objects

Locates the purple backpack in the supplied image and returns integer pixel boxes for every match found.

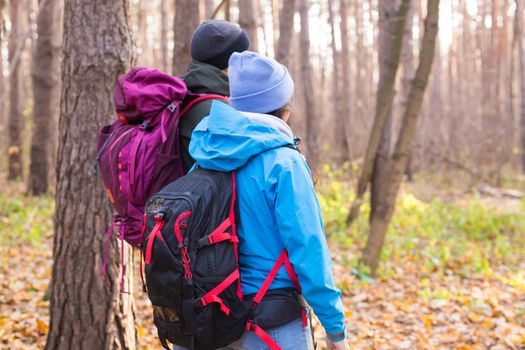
[95,67,226,288]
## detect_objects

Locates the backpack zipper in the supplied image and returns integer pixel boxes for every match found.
[92,130,115,178]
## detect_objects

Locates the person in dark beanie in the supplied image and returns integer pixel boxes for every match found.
[179,20,250,172]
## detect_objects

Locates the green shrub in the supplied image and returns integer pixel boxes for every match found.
[0,192,54,250]
[317,166,525,278]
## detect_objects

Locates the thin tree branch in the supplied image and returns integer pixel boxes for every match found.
[211,0,227,19]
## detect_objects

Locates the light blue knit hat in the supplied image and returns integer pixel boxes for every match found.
[228,51,294,114]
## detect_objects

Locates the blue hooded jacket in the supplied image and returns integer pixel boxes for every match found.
[189,101,346,337]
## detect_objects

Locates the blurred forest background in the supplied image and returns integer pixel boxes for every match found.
[1,0,525,349]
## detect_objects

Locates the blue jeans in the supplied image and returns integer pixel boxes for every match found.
[173,318,315,350]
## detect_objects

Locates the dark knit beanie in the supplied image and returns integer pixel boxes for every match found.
[190,20,250,70]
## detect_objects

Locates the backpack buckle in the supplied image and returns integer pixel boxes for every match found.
[140,120,152,131]
[246,320,255,331]
[167,103,177,112]
[197,237,210,248]
[154,212,165,221]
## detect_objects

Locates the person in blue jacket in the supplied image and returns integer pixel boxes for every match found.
[189,51,349,350]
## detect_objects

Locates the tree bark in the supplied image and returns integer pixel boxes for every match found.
[8,0,23,180]
[510,0,517,159]
[371,0,405,219]
[298,0,319,169]
[354,0,369,159]
[226,0,231,21]
[161,0,169,72]
[275,0,296,68]
[270,0,279,51]
[327,0,342,162]
[29,0,62,195]
[173,0,200,76]
[363,0,440,275]
[339,0,352,163]
[0,0,5,138]
[239,0,258,51]
[45,0,136,349]
[517,0,525,172]
[204,0,215,18]
[347,0,411,224]
[401,0,416,180]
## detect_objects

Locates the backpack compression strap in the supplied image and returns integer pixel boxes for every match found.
[245,249,308,350]
[195,173,243,313]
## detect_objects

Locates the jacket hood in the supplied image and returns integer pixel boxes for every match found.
[182,60,230,96]
[189,101,294,171]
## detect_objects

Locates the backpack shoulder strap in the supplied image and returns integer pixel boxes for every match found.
[246,249,308,349]
[180,93,229,117]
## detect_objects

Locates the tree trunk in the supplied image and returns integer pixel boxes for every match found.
[339,0,351,163]
[401,0,416,180]
[29,0,62,195]
[363,0,440,276]
[511,0,518,164]
[161,0,169,72]
[270,0,279,51]
[173,0,200,76]
[298,0,319,169]
[275,0,296,68]
[327,0,342,162]
[354,0,369,160]
[370,0,405,219]
[517,0,525,172]
[45,0,136,349]
[204,0,215,18]
[239,0,258,51]
[347,0,411,224]
[0,0,5,144]
[8,0,23,181]
[225,0,230,21]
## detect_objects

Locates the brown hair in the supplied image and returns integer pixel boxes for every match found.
[267,103,293,119]
[267,105,319,186]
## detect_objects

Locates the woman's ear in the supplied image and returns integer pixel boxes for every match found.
[282,109,292,123]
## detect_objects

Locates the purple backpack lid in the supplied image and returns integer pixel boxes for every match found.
[114,67,188,121]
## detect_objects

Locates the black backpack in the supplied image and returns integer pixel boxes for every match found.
[142,167,305,350]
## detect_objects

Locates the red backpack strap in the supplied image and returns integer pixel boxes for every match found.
[251,250,289,305]
[180,94,229,117]
[246,249,308,350]
[246,321,282,350]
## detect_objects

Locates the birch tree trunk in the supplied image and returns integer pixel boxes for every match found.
[45,0,136,349]
[363,0,440,275]
[8,0,23,180]
[347,0,411,224]
[239,0,258,51]
[173,0,200,76]
[29,0,62,195]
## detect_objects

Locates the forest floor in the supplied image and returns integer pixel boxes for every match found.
[1,177,525,350]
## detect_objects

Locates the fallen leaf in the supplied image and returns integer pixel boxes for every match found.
[36,319,48,335]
